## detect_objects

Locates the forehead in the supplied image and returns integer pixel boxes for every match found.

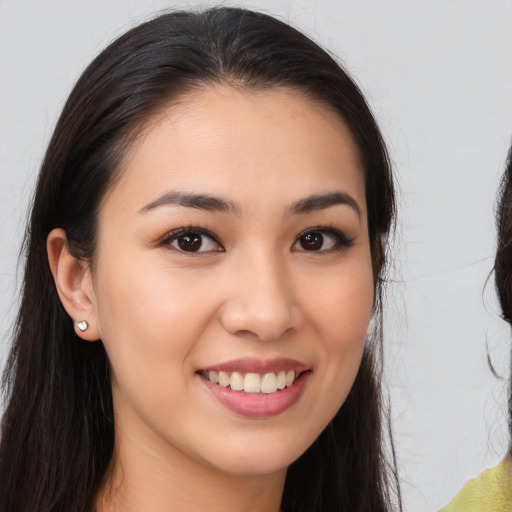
[104,85,366,214]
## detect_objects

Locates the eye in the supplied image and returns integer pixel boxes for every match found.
[161,228,224,253]
[292,227,353,252]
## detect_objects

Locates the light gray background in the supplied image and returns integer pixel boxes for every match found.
[1,1,512,510]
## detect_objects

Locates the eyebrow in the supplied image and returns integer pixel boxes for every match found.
[139,191,241,216]
[289,192,362,218]
[139,190,361,219]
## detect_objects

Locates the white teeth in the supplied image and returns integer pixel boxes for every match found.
[244,373,261,393]
[218,371,230,388]
[230,372,244,391]
[261,372,278,394]
[203,369,301,393]
[276,370,287,390]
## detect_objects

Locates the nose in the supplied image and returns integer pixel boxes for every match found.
[219,252,303,342]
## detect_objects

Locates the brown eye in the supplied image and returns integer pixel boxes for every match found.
[177,234,202,252]
[299,232,324,251]
[292,227,354,253]
[162,228,223,253]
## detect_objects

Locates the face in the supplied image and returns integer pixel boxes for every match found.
[89,86,374,477]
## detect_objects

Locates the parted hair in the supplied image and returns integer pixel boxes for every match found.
[0,7,400,511]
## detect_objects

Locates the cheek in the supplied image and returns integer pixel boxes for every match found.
[96,254,206,333]
[91,257,215,393]
[321,283,373,350]
[306,261,374,345]
[302,260,374,393]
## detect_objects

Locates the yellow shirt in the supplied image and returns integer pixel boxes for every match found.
[441,458,512,512]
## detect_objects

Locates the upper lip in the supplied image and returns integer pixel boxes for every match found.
[200,358,310,374]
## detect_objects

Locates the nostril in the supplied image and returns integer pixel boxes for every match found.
[235,326,296,343]
[234,329,258,338]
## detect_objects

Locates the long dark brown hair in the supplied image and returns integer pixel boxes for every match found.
[0,7,400,511]
[494,142,512,451]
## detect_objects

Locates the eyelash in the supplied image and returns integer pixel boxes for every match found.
[293,226,355,253]
[158,225,354,254]
[158,227,224,254]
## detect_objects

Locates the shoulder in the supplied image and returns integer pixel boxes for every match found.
[440,457,512,512]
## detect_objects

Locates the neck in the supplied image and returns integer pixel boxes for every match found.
[95,425,286,512]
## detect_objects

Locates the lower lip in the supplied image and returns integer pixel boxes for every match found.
[200,372,310,418]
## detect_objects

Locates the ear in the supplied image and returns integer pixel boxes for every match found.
[47,228,101,341]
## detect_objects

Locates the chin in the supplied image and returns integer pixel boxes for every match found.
[216,456,292,477]
[203,435,311,477]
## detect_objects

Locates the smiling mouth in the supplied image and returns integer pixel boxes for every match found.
[198,369,307,394]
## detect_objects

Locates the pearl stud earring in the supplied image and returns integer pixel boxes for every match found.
[76,320,89,332]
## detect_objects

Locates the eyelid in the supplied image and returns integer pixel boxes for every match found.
[292,226,355,252]
[158,226,224,253]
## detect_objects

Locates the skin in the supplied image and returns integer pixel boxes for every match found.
[48,86,374,512]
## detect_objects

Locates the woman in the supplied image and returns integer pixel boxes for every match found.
[0,7,400,512]
[441,145,512,512]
